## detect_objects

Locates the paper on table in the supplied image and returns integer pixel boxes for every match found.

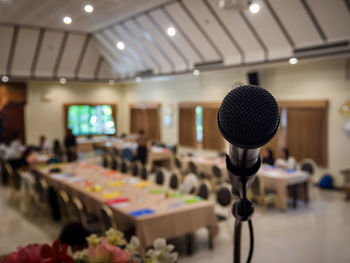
[135,181,151,188]
[129,208,155,217]
[86,185,103,192]
[108,181,126,187]
[102,192,121,199]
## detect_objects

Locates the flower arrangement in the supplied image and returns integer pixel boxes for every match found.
[0,229,178,263]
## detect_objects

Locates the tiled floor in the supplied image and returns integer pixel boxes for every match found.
[0,185,349,263]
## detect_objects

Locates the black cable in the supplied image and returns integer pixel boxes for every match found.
[246,219,254,263]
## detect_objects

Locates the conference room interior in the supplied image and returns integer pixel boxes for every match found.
[0,0,349,262]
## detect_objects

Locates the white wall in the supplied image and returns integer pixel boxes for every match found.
[25,81,124,145]
[120,58,350,186]
[24,58,350,186]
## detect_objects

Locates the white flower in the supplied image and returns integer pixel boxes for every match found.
[146,238,178,263]
[126,236,140,254]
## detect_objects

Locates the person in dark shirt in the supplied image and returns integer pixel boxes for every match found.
[64,129,76,148]
[136,129,148,164]
[261,148,275,166]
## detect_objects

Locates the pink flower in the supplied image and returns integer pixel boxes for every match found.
[88,238,130,263]
[0,244,43,263]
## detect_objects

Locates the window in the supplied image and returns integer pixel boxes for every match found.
[195,106,203,143]
[64,104,116,136]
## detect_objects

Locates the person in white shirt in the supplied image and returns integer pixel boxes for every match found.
[275,147,296,170]
[7,133,22,160]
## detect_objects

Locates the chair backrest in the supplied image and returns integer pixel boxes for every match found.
[300,158,316,176]
[21,172,35,196]
[188,161,198,174]
[131,160,142,177]
[212,165,222,179]
[155,169,165,185]
[111,156,120,171]
[216,186,232,207]
[169,172,179,190]
[12,169,22,191]
[141,166,149,180]
[182,173,199,194]
[37,178,48,203]
[175,157,182,170]
[99,205,117,233]
[71,197,88,228]
[57,190,71,223]
[197,181,210,200]
[122,148,134,161]
[121,159,131,174]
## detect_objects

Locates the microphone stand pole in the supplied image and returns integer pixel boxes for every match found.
[225,154,261,263]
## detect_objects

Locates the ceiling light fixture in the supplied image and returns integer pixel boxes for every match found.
[249,3,260,14]
[84,4,94,13]
[59,77,67,84]
[116,41,125,50]
[289,57,298,65]
[167,26,176,37]
[108,79,115,85]
[1,75,9,82]
[135,76,142,82]
[193,69,200,76]
[63,16,72,24]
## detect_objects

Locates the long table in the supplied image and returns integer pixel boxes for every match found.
[36,162,218,252]
[180,156,310,211]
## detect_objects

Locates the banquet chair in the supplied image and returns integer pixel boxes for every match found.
[8,167,22,204]
[188,161,198,175]
[140,165,149,180]
[131,160,142,177]
[19,171,37,214]
[249,176,277,211]
[121,159,131,174]
[174,157,184,174]
[71,197,101,234]
[34,177,50,213]
[197,180,212,200]
[215,184,233,239]
[57,190,72,224]
[99,205,117,233]
[169,171,180,190]
[212,165,223,183]
[155,168,166,185]
[102,153,113,168]
[182,174,199,194]
[300,158,317,176]
[111,156,122,171]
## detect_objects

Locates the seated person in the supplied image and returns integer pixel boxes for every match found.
[261,148,275,166]
[136,129,148,164]
[275,147,296,170]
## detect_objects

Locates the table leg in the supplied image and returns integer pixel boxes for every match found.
[185,233,194,255]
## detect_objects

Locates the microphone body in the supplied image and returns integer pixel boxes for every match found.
[217,85,280,219]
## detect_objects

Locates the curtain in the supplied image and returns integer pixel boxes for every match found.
[178,107,197,147]
[202,106,225,151]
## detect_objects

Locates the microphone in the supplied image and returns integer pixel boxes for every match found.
[218,85,280,173]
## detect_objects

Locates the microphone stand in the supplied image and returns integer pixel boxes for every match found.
[225,154,261,263]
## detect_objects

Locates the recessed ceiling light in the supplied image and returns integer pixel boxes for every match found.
[193,69,200,76]
[108,79,115,85]
[218,0,226,8]
[135,76,142,82]
[289,57,298,65]
[249,3,260,14]
[116,41,125,50]
[63,16,72,24]
[167,26,176,37]
[1,75,9,82]
[84,4,93,13]
[59,77,67,84]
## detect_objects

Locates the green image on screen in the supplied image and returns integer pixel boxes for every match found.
[67,105,116,136]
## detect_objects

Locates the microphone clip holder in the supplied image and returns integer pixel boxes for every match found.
[225,154,261,263]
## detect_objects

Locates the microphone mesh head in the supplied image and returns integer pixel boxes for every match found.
[217,85,280,149]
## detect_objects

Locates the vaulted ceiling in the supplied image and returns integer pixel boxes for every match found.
[0,0,350,82]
